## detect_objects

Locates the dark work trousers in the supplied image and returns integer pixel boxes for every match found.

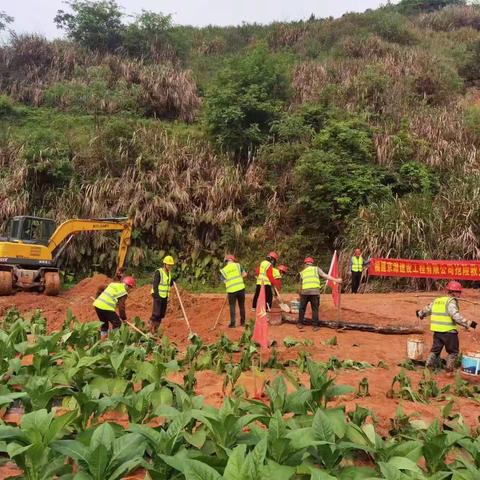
[95,307,122,332]
[228,289,246,327]
[150,296,168,326]
[298,294,320,327]
[429,331,459,371]
[351,271,362,293]
[252,284,273,310]
[431,331,459,356]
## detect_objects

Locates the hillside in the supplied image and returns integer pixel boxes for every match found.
[1,0,480,286]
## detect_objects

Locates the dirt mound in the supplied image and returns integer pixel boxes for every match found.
[65,274,110,301]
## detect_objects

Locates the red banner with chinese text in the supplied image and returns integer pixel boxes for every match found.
[368,258,480,280]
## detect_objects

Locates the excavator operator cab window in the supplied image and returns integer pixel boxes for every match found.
[6,216,57,245]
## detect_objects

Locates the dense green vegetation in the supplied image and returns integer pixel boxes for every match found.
[1,0,480,284]
[0,308,478,479]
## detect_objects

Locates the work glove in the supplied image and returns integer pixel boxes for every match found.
[415,310,424,319]
[470,320,478,330]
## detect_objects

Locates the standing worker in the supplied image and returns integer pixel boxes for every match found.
[93,276,136,339]
[220,254,247,328]
[150,255,175,334]
[297,257,342,331]
[252,251,279,312]
[350,248,369,294]
[416,281,477,372]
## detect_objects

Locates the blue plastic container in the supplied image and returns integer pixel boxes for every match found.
[461,353,480,376]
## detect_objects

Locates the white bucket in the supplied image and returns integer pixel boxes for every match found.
[407,337,425,361]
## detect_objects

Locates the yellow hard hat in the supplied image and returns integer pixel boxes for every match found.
[163,255,175,265]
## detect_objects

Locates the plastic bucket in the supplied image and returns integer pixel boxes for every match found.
[461,352,480,376]
[290,300,300,314]
[406,337,425,360]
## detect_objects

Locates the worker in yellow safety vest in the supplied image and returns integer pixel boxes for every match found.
[220,254,247,328]
[349,248,370,294]
[150,255,175,333]
[416,281,477,371]
[252,251,279,312]
[297,257,342,332]
[93,276,136,338]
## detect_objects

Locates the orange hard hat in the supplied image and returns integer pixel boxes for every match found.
[224,254,236,262]
[304,257,314,264]
[278,265,288,273]
[446,280,462,292]
[268,251,278,260]
[123,276,136,288]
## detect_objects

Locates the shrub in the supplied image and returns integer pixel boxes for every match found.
[396,0,466,15]
[411,56,463,105]
[294,149,391,236]
[313,117,375,164]
[459,39,480,83]
[0,94,14,116]
[395,161,437,195]
[204,43,290,160]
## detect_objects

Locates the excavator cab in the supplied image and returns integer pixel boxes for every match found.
[4,216,57,245]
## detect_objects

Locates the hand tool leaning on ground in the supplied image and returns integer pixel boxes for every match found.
[173,281,195,335]
[274,286,291,313]
[210,296,228,331]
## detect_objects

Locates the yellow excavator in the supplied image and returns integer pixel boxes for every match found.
[0,216,133,296]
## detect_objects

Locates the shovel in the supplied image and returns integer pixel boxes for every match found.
[274,287,291,313]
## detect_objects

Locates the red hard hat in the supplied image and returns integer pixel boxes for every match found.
[123,276,136,288]
[268,251,278,260]
[278,265,288,273]
[224,254,236,261]
[304,257,314,264]
[446,280,462,292]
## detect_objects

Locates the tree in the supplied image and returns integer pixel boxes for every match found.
[0,10,13,32]
[54,0,124,52]
[204,43,290,161]
[122,10,173,58]
[395,0,465,15]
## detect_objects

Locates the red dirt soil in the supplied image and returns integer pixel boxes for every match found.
[1,278,479,478]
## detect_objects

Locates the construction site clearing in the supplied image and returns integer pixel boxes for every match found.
[0,274,478,435]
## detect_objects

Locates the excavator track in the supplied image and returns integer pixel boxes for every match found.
[44,271,60,296]
[0,271,13,295]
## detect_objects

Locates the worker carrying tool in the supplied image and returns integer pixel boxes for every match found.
[220,254,247,328]
[416,280,477,372]
[252,251,279,311]
[150,255,175,334]
[349,248,370,294]
[297,257,342,331]
[93,276,136,338]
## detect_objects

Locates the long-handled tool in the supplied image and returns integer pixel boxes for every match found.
[274,286,291,313]
[125,320,152,339]
[210,296,228,331]
[173,281,193,334]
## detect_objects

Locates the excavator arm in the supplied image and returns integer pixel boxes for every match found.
[48,217,133,269]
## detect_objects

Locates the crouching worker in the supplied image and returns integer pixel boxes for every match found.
[93,276,136,339]
[416,281,477,372]
[150,255,175,334]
